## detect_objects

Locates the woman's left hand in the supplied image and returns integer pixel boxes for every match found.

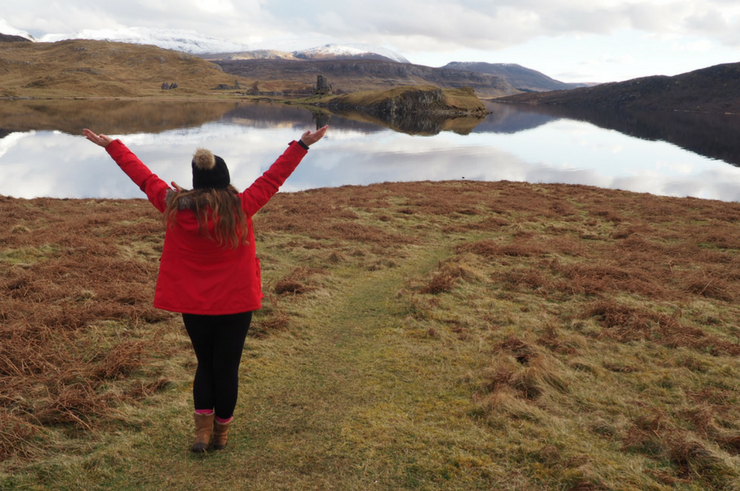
[83,128,115,148]
[300,125,329,147]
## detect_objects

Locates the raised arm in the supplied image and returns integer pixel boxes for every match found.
[241,125,328,216]
[83,128,170,212]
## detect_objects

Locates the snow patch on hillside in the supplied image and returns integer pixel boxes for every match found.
[0,18,35,40]
[31,26,408,62]
[301,43,410,63]
[40,27,251,54]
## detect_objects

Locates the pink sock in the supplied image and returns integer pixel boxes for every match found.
[216,416,233,424]
[195,409,214,415]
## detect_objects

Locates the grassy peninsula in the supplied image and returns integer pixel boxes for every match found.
[3,181,740,490]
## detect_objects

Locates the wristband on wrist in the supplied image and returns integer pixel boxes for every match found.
[298,140,309,150]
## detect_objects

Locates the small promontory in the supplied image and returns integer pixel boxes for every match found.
[311,85,488,119]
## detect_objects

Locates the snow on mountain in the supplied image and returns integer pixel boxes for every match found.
[40,27,251,54]
[0,18,35,41]
[298,44,410,63]
[343,44,410,63]
[35,27,409,63]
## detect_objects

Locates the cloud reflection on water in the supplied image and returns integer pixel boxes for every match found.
[2,104,740,202]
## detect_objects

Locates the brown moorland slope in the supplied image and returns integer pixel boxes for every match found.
[3,181,740,490]
[0,39,249,98]
[214,58,520,98]
[498,62,740,114]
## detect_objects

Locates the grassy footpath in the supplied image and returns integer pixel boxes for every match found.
[5,245,498,490]
[4,181,740,490]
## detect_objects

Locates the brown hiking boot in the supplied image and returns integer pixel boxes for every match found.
[191,412,215,453]
[212,418,232,450]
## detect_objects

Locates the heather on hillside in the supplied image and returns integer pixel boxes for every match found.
[2,181,740,490]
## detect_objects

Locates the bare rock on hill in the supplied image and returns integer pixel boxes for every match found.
[0,34,32,43]
[212,79,243,91]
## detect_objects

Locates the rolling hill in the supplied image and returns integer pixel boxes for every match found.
[498,61,740,113]
[443,61,585,92]
[0,39,249,98]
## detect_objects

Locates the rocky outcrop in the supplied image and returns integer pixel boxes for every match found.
[312,86,488,135]
[213,79,242,90]
[320,87,450,118]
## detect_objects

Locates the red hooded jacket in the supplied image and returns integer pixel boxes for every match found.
[105,139,308,315]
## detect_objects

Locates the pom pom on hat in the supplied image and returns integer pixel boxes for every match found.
[191,148,230,189]
[193,148,216,170]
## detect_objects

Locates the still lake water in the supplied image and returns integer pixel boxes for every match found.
[2,99,740,201]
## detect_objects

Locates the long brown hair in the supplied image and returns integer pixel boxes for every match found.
[164,185,248,249]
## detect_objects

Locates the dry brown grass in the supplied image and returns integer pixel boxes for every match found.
[5,180,740,490]
[0,39,252,98]
[0,196,178,461]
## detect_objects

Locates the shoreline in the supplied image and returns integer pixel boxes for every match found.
[1,178,736,203]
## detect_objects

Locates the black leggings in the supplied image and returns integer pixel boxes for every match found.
[182,311,252,420]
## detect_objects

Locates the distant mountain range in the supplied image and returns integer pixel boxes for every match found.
[0,23,575,94]
[210,45,410,64]
[205,58,580,95]
[4,20,740,114]
[212,58,521,98]
[18,25,411,63]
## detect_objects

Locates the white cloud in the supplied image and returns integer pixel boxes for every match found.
[671,38,713,52]
[2,0,740,82]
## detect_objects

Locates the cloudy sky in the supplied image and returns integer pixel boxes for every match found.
[2,0,740,83]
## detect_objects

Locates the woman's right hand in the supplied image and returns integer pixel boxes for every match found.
[83,128,115,148]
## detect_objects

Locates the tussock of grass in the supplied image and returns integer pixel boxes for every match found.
[0,196,180,464]
[4,181,740,490]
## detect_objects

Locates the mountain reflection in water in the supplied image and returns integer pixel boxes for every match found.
[484,102,740,167]
[2,99,740,201]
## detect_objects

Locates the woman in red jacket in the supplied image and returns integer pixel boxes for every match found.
[84,125,328,452]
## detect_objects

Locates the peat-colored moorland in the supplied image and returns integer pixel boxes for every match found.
[3,181,740,490]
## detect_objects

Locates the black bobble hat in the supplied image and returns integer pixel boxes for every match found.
[192,148,230,189]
